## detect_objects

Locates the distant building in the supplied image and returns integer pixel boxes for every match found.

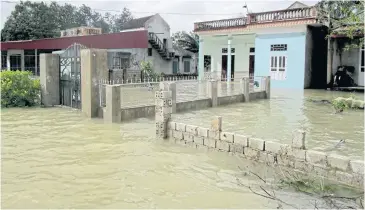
[0,14,196,78]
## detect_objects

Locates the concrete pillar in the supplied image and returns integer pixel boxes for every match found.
[292,130,306,149]
[104,85,121,123]
[155,82,172,139]
[6,53,10,70]
[209,80,218,107]
[35,49,38,75]
[265,76,271,99]
[168,82,176,113]
[81,48,108,118]
[243,77,250,102]
[198,38,204,80]
[20,50,25,71]
[227,37,232,82]
[240,78,245,94]
[40,53,60,107]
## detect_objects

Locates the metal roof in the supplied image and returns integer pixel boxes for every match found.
[1,30,149,50]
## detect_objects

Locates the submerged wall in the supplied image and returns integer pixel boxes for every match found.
[165,119,364,189]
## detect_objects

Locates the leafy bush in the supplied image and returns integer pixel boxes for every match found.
[1,70,41,107]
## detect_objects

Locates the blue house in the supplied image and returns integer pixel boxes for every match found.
[194,1,328,89]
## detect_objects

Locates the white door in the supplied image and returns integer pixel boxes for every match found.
[358,45,364,86]
[270,55,287,80]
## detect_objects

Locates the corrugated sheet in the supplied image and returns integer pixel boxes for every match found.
[1,30,149,50]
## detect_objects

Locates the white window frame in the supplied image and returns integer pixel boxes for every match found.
[222,48,236,55]
[270,55,287,80]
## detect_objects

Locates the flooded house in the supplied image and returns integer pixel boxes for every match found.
[194,1,333,89]
[0,14,196,80]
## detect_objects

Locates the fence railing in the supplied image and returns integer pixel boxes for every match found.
[193,7,316,32]
[249,7,316,23]
[99,76,270,109]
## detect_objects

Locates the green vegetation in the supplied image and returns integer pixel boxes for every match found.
[331,94,364,113]
[1,70,41,107]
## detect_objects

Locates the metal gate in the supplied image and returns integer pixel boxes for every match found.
[59,43,87,109]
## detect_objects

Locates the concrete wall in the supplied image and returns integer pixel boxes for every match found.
[200,34,255,78]
[255,32,307,89]
[102,91,267,121]
[166,120,364,189]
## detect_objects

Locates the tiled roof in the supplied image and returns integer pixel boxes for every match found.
[122,15,154,30]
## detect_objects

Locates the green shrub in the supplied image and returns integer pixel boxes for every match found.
[1,70,41,107]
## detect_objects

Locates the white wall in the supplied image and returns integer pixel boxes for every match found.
[201,34,255,78]
[145,15,173,51]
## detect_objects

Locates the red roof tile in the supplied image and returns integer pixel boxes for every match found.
[1,30,149,50]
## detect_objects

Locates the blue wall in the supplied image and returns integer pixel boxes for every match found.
[254,32,306,89]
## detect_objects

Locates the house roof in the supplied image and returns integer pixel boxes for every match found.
[287,1,308,9]
[331,26,364,38]
[122,15,154,30]
[0,30,149,50]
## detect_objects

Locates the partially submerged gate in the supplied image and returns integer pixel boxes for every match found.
[59,43,87,109]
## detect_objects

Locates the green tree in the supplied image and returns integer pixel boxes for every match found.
[172,31,199,53]
[1,1,133,41]
[315,0,364,85]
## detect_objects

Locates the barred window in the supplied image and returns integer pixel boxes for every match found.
[270,44,287,51]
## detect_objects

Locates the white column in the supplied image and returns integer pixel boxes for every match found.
[6,53,10,70]
[35,49,38,75]
[227,37,232,82]
[198,38,204,80]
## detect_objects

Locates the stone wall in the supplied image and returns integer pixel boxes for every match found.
[165,117,364,189]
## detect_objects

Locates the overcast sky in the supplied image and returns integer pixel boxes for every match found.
[0,0,319,33]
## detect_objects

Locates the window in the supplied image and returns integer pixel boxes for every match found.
[148,48,152,56]
[222,48,235,54]
[249,48,255,53]
[121,58,130,69]
[270,44,287,51]
[112,57,121,68]
[24,55,36,75]
[184,60,190,72]
[204,55,211,72]
[270,55,287,80]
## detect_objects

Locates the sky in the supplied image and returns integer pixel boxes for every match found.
[0,0,319,33]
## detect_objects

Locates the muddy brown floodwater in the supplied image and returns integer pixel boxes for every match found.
[1,89,363,208]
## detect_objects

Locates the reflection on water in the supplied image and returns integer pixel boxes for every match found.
[174,89,364,159]
[1,89,363,208]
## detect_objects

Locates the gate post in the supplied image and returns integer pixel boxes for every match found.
[155,82,172,139]
[40,53,60,107]
[265,76,271,99]
[104,85,121,123]
[81,49,108,118]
